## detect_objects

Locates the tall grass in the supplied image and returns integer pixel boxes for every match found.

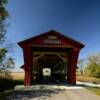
[77,75,100,84]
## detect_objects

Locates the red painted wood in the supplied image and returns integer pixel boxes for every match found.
[18,30,84,49]
[22,47,32,86]
[18,30,84,86]
[24,70,27,86]
[67,48,79,85]
[24,71,28,86]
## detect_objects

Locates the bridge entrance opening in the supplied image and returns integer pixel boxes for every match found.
[32,47,68,84]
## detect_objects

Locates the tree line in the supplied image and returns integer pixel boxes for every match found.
[78,53,100,78]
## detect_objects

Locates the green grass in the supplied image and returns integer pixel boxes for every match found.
[86,87,100,96]
[0,79,24,99]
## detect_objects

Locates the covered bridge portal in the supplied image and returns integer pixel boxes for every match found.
[18,30,84,86]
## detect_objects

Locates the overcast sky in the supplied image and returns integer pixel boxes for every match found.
[6,0,100,70]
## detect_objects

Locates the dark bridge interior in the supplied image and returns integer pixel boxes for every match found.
[31,46,69,84]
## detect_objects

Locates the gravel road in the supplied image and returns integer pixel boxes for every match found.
[8,85,100,100]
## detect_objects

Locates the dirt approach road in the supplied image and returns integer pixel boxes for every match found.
[8,85,100,100]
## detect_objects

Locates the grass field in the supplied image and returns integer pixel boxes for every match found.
[77,75,100,84]
[0,72,24,80]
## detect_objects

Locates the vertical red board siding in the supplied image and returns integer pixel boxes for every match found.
[67,48,79,85]
[23,46,32,86]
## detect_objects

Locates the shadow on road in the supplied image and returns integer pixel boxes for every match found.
[8,85,65,100]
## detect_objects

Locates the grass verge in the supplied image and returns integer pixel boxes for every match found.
[86,87,100,96]
[77,75,100,84]
[0,78,24,99]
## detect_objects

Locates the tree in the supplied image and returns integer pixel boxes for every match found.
[0,0,15,74]
[0,48,7,64]
[78,59,85,75]
[0,0,9,43]
[0,56,15,72]
[85,54,100,78]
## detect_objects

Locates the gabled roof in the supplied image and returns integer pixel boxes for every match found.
[18,30,85,48]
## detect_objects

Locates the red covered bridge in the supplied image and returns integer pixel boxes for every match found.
[18,30,84,86]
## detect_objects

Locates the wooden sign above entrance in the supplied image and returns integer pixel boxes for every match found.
[44,35,61,44]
